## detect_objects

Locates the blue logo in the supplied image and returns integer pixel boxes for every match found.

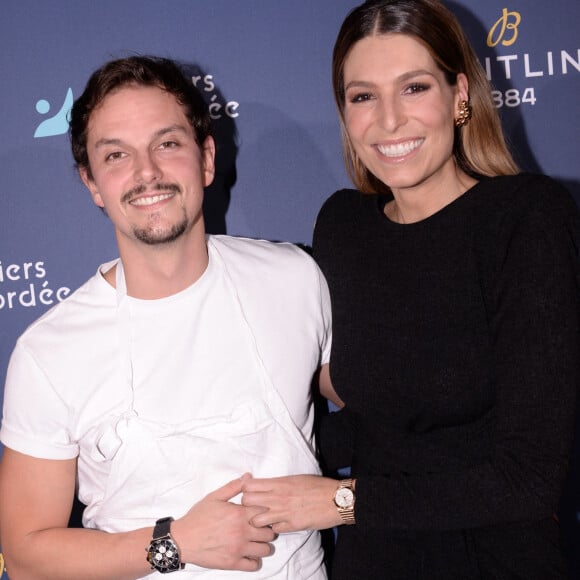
[34,87,73,138]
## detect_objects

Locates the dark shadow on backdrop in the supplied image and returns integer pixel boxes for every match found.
[180,62,238,235]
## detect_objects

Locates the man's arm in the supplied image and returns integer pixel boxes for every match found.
[0,449,274,579]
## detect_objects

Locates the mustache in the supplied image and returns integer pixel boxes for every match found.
[121,182,181,204]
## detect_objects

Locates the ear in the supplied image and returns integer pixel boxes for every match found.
[455,73,470,108]
[79,166,104,208]
[201,136,216,188]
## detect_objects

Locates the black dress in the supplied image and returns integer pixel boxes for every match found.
[313,174,580,579]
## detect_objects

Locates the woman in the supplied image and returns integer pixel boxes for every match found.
[242,0,580,578]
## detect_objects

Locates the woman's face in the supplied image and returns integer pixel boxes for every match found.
[342,33,468,199]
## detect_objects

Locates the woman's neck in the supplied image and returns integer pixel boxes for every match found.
[386,166,478,224]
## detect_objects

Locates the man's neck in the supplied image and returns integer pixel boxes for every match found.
[105,233,210,300]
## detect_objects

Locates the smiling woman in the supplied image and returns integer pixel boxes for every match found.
[240,1,580,579]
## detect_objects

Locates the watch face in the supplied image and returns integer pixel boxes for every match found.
[335,487,354,508]
[148,538,181,571]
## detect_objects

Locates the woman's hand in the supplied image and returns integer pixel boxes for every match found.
[241,474,343,533]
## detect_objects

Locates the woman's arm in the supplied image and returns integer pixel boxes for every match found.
[319,364,344,408]
[245,181,580,533]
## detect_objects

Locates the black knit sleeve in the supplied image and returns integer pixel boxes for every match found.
[317,408,356,471]
[313,190,359,471]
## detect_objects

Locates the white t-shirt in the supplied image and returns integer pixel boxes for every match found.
[1,235,332,577]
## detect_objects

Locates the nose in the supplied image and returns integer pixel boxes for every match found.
[378,95,406,133]
[134,151,161,184]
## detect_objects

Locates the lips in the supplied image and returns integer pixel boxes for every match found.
[129,192,175,206]
[376,138,424,158]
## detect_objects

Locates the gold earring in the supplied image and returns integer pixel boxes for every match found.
[454,100,472,127]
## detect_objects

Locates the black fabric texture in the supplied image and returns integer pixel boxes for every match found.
[313,174,580,579]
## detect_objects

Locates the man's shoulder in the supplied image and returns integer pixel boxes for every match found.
[17,263,115,347]
[209,234,314,269]
[208,235,322,294]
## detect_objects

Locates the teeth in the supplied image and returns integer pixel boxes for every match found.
[130,193,174,206]
[377,139,423,158]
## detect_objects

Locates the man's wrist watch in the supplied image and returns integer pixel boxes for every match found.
[333,478,356,525]
[146,517,185,573]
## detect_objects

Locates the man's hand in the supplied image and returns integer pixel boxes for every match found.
[172,477,276,571]
[0,451,276,577]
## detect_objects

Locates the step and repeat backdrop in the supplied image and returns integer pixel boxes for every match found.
[1,1,579,577]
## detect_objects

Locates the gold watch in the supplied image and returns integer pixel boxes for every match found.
[333,478,356,525]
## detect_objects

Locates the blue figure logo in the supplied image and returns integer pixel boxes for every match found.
[34,87,73,138]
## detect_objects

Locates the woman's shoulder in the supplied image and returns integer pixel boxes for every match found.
[466,173,578,230]
[466,173,580,257]
[319,188,362,211]
[313,189,366,258]
[316,188,382,225]
[314,189,355,231]
[474,173,574,211]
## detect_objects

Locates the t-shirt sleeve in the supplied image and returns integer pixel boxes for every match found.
[355,179,580,530]
[1,341,79,459]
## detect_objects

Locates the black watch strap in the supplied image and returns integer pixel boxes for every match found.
[153,516,174,539]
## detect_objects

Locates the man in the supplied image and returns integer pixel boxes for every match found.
[0,56,331,579]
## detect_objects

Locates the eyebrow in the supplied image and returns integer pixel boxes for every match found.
[345,69,435,91]
[93,124,190,149]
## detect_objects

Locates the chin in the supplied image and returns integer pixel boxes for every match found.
[379,176,425,192]
[134,221,189,245]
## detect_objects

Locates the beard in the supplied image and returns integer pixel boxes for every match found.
[132,211,190,245]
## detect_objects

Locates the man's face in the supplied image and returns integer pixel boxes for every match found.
[81,84,215,249]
